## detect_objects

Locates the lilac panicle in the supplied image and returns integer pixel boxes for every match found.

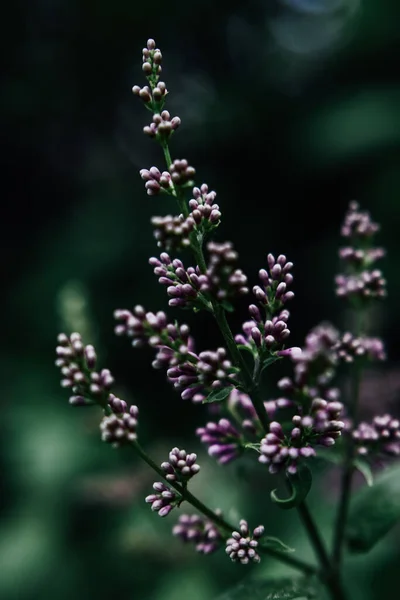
[336,202,386,301]
[167,347,239,403]
[333,333,386,363]
[132,39,168,114]
[151,214,194,251]
[161,447,201,482]
[196,418,242,464]
[55,333,114,406]
[253,253,294,312]
[143,110,181,141]
[259,398,344,474]
[145,481,180,517]
[173,513,223,554]
[149,253,210,310]
[100,400,139,446]
[169,159,196,186]
[205,241,249,301]
[114,306,238,403]
[188,184,221,233]
[235,308,292,356]
[277,323,340,403]
[225,520,265,565]
[140,166,173,196]
[353,415,400,458]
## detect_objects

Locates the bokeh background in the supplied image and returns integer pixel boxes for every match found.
[2,0,400,598]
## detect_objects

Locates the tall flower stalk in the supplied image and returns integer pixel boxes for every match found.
[53,40,397,600]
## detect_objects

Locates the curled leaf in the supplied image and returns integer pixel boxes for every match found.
[271,464,312,510]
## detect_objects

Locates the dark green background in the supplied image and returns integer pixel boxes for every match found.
[2,0,400,598]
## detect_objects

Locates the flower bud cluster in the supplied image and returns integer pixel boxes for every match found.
[151,214,194,251]
[149,253,209,309]
[188,184,221,233]
[277,323,340,403]
[169,159,196,186]
[145,482,180,517]
[235,308,291,355]
[253,254,294,311]
[143,110,181,140]
[226,520,265,565]
[161,447,200,482]
[131,39,167,112]
[140,166,173,196]
[55,333,114,406]
[114,305,238,403]
[353,414,400,457]
[100,396,139,446]
[205,241,249,301]
[168,348,239,403]
[196,418,242,464]
[259,399,344,474]
[336,202,386,301]
[173,513,223,554]
[333,333,386,363]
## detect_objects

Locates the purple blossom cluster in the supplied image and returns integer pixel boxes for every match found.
[205,241,249,301]
[173,513,223,554]
[145,482,180,517]
[253,254,294,312]
[161,447,201,482]
[140,166,173,196]
[333,333,386,363]
[169,159,196,186]
[100,399,139,446]
[235,306,291,355]
[143,110,181,140]
[196,418,243,464]
[226,520,265,565]
[188,184,221,233]
[151,214,193,251]
[149,253,210,309]
[55,332,114,406]
[277,323,340,403]
[114,306,238,403]
[259,399,344,474]
[336,201,386,301]
[353,415,400,457]
[131,39,164,111]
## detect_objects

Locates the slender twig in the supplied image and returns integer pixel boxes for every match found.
[133,440,316,575]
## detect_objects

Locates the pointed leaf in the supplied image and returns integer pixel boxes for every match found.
[271,465,312,510]
[261,355,281,373]
[216,577,317,600]
[262,536,295,553]
[354,458,374,487]
[203,386,233,404]
[346,463,400,553]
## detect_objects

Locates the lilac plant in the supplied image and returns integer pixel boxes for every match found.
[54,39,400,600]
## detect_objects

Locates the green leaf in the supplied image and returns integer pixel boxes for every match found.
[271,465,312,510]
[237,344,255,356]
[262,536,295,553]
[215,577,317,600]
[346,462,400,553]
[202,386,233,404]
[220,299,234,312]
[261,355,281,373]
[354,458,374,487]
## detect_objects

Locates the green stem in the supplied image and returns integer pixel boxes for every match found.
[332,364,361,566]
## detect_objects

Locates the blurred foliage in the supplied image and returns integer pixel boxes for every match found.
[1,0,400,598]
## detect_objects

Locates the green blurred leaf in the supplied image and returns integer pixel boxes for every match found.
[354,458,374,487]
[261,355,281,373]
[262,536,294,553]
[216,577,317,599]
[203,386,234,404]
[346,463,400,553]
[271,465,312,510]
